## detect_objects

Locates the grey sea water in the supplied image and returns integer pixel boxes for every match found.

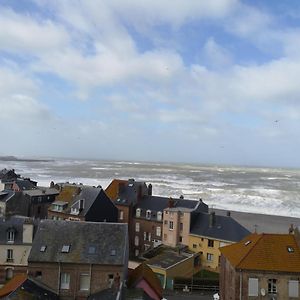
[1,158,300,218]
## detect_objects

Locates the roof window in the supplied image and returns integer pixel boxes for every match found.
[287,246,294,253]
[88,246,96,254]
[244,240,251,246]
[110,249,116,256]
[61,245,71,253]
[40,245,47,252]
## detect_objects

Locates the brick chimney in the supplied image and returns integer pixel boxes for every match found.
[148,184,152,196]
[209,211,216,227]
[168,197,174,208]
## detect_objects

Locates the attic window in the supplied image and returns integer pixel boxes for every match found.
[287,246,294,253]
[61,245,71,253]
[40,245,47,252]
[88,246,96,254]
[110,249,116,256]
[244,241,251,246]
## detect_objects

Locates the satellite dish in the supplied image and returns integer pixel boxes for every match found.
[261,288,266,296]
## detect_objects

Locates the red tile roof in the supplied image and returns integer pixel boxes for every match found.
[220,233,300,272]
[0,274,27,298]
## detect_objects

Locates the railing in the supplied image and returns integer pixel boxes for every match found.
[174,283,219,292]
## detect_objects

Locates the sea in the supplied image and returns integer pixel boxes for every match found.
[1,158,300,218]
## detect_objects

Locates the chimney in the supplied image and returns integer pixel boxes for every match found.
[209,212,216,227]
[289,224,295,234]
[50,181,55,188]
[148,184,152,196]
[180,195,184,199]
[226,211,231,217]
[168,197,174,208]
[199,198,203,203]
[23,218,34,244]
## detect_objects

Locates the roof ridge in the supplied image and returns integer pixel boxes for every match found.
[236,234,263,268]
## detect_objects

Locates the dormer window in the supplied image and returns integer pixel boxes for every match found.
[61,245,71,253]
[136,208,141,218]
[157,211,162,221]
[7,229,15,243]
[40,245,47,252]
[146,210,151,220]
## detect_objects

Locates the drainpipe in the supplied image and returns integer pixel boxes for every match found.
[239,270,242,300]
[58,261,61,295]
[89,264,92,295]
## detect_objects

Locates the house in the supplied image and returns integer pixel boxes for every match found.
[105,179,208,257]
[11,178,37,192]
[0,169,19,191]
[0,216,35,285]
[188,211,250,270]
[0,273,58,299]
[28,220,128,300]
[127,263,163,300]
[145,247,199,290]
[219,231,300,299]
[24,188,59,219]
[48,183,118,222]
[0,190,29,217]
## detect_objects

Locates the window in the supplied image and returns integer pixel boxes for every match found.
[135,249,139,257]
[135,236,139,246]
[268,279,277,294]
[61,245,71,253]
[37,206,41,214]
[157,211,162,221]
[207,253,214,261]
[169,221,174,230]
[108,274,114,288]
[35,271,42,280]
[164,220,167,225]
[289,280,299,297]
[7,249,13,261]
[144,232,147,241]
[179,236,183,243]
[119,210,124,220]
[110,249,116,256]
[180,223,183,231]
[148,233,151,241]
[40,245,47,252]
[192,244,197,249]
[60,273,70,290]
[7,230,15,243]
[135,222,140,232]
[287,246,294,253]
[146,210,151,219]
[5,268,13,280]
[208,239,214,247]
[88,245,96,254]
[248,278,258,296]
[80,274,90,291]
[136,208,141,217]
[156,226,161,237]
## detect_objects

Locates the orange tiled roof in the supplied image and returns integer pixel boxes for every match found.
[0,274,27,297]
[105,179,127,200]
[220,233,300,273]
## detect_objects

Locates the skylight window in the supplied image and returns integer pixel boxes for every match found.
[287,246,294,253]
[61,245,71,253]
[244,241,251,246]
[110,249,116,256]
[88,246,96,254]
[40,245,47,252]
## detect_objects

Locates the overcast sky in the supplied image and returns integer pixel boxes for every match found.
[1,0,300,167]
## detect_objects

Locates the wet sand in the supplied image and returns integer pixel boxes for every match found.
[213,208,300,234]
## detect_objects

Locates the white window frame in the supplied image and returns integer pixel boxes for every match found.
[157,211,162,221]
[136,208,141,217]
[135,236,139,246]
[135,222,140,232]
[248,278,258,296]
[156,226,161,237]
[207,253,213,261]
[289,280,299,297]
[7,230,15,243]
[146,210,151,220]
[148,233,151,241]
[169,221,174,230]
[119,210,124,220]
[268,278,277,294]
[60,273,70,290]
[7,249,13,261]
[80,273,90,291]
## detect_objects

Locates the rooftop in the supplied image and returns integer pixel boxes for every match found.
[220,233,300,272]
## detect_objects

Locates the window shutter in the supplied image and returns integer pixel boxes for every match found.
[248,278,258,296]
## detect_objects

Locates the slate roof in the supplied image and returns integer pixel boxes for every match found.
[65,186,104,216]
[28,220,128,265]
[14,179,37,191]
[0,190,15,202]
[0,169,19,181]
[220,233,300,272]
[136,196,208,220]
[190,212,250,242]
[0,216,35,245]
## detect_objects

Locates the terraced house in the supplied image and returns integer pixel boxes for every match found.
[28,220,128,300]
[220,231,300,299]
